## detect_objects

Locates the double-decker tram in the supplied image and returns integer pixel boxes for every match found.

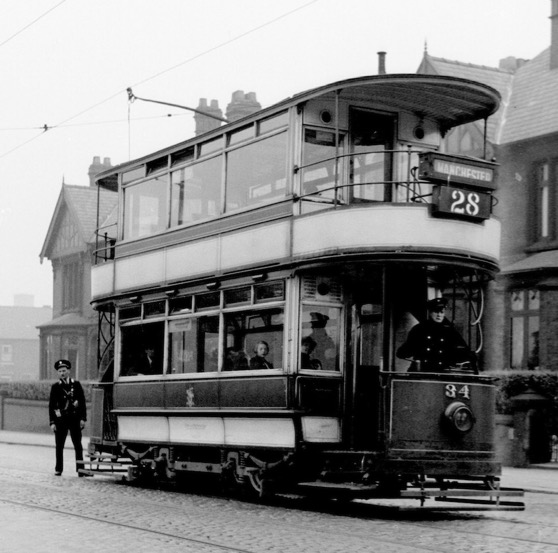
[87,74,524,509]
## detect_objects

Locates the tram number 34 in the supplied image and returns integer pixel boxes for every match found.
[432,186,491,221]
[445,384,470,400]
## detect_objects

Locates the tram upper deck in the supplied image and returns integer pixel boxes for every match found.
[92,75,500,304]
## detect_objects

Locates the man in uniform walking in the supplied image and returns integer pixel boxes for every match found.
[48,359,87,476]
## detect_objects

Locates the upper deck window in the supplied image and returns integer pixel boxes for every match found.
[302,129,345,201]
[170,156,221,226]
[258,111,288,135]
[199,136,223,157]
[123,176,168,239]
[225,132,288,212]
[146,157,168,175]
[122,166,145,184]
[350,109,394,202]
[228,125,254,146]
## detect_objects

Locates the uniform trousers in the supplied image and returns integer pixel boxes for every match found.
[54,417,83,473]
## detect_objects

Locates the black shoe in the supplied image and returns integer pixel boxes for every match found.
[55,471,62,476]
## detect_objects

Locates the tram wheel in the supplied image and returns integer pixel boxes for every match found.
[245,469,272,500]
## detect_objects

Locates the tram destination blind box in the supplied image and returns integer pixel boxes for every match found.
[419,152,497,222]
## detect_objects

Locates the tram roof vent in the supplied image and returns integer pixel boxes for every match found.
[302,276,342,302]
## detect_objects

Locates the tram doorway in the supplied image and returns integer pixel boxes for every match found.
[347,292,384,450]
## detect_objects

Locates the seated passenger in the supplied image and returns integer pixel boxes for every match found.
[300,336,322,370]
[133,343,162,375]
[396,297,476,373]
[224,347,250,371]
[249,341,274,370]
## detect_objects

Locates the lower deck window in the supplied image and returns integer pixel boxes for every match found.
[169,316,219,374]
[224,308,284,371]
[120,322,165,376]
[300,305,341,371]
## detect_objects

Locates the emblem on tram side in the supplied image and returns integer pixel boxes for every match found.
[186,386,195,407]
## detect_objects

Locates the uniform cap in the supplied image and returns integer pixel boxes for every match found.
[426,297,448,311]
[54,359,71,370]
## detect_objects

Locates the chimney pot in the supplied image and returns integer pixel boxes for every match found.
[377,51,386,75]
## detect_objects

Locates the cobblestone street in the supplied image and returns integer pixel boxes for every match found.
[1,439,558,553]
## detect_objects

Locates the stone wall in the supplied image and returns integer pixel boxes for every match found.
[0,395,90,434]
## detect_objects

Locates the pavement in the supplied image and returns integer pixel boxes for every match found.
[1,429,558,495]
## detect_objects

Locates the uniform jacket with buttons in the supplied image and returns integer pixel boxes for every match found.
[396,318,473,372]
[49,378,87,425]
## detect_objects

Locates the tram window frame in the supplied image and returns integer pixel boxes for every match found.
[349,109,395,203]
[123,174,169,240]
[225,130,289,212]
[299,303,342,373]
[119,320,166,377]
[258,111,288,135]
[223,306,284,372]
[117,279,287,379]
[170,155,222,227]
[301,127,346,202]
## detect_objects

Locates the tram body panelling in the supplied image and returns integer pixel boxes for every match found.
[86,74,523,508]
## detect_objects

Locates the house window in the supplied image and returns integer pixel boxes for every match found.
[510,289,540,369]
[1,345,13,363]
[534,162,551,241]
[62,261,81,311]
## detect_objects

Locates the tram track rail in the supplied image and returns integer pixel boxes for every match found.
[0,465,557,553]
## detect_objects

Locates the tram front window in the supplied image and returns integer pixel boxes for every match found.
[301,129,344,201]
[350,110,394,203]
[300,306,341,371]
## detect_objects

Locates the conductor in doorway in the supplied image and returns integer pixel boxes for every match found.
[48,359,87,476]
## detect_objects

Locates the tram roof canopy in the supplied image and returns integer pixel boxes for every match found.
[293,74,501,130]
[96,74,500,191]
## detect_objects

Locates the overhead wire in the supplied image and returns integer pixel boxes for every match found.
[0,0,67,50]
[0,0,320,161]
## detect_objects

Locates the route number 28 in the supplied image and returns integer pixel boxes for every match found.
[445,384,470,400]
[450,190,480,216]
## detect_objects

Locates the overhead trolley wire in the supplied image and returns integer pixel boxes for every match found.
[0,0,319,161]
[0,0,67,50]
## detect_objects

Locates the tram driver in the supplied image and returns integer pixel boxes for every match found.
[396,297,476,373]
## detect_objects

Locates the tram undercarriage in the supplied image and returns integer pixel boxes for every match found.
[82,439,524,510]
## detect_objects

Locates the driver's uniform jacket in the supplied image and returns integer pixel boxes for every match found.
[396,318,472,372]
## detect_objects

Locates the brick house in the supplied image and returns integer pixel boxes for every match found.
[418,1,558,373]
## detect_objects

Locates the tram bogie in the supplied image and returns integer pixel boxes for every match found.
[85,74,524,509]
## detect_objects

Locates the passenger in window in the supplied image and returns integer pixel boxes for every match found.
[396,297,476,373]
[135,343,162,375]
[249,341,274,370]
[300,336,322,370]
[308,312,336,370]
[224,347,249,371]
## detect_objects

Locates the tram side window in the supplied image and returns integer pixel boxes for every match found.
[168,319,196,374]
[168,315,220,374]
[300,306,341,371]
[302,129,344,200]
[123,177,168,239]
[225,132,287,212]
[120,322,165,376]
[224,308,284,370]
[170,157,221,227]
